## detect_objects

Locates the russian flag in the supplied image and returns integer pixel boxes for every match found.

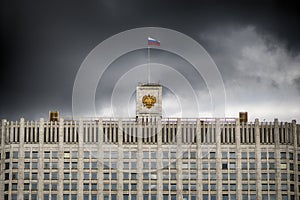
[148,36,160,46]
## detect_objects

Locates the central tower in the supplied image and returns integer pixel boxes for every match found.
[136,83,162,118]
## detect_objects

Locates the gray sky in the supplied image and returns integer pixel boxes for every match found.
[1,0,300,121]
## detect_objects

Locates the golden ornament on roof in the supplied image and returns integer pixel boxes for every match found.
[142,94,156,109]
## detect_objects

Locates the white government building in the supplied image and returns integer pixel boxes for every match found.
[0,83,299,200]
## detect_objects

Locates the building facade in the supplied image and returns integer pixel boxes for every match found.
[0,84,300,200]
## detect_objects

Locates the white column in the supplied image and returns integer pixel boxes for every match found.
[156,118,163,200]
[58,119,64,200]
[216,119,222,200]
[38,118,44,199]
[0,119,7,199]
[117,119,123,199]
[196,119,202,200]
[254,119,262,200]
[176,118,183,199]
[78,119,84,200]
[274,119,281,200]
[97,118,104,200]
[137,117,143,200]
[292,120,298,197]
[235,119,242,200]
[18,118,25,200]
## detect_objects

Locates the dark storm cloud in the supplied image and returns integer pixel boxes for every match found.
[1,0,300,120]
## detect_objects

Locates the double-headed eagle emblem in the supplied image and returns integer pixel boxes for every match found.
[142,95,156,109]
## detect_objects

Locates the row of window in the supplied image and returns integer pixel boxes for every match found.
[3,193,300,200]
[5,150,300,161]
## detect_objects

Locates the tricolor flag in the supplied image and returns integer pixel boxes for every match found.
[148,36,160,46]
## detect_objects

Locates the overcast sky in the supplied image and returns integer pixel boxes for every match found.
[1,0,300,121]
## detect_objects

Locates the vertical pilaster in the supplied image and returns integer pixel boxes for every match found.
[235,119,242,200]
[274,119,281,200]
[292,120,298,197]
[137,117,143,200]
[38,118,44,199]
[0,119,7,199]
[78,119,84,200]
[97,118,104,200]
[156,117,163,200]
[117,119,123,199]
[176,118,183,199]
[255,119,262,200]
[196,119,202,200]
[58,118,64,200]
[216,119,222,200]
[18,118,25,200]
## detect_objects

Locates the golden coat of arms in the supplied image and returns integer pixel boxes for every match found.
[142,95,156,109]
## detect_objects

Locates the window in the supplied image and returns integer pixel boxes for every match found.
[84,162,89,169]
[72,151,78,158]
[222,152,227,158]
[52,184,57,190]
[52,151,58,158]
[249,173,256,180]
[32,183,37,190]
[241,152,247,159]
[230,162,235,169]
[222,163,228,169]
[280,152,286,159]
[32,162,38,169]
[71,184,77,190]
[229,152,235,159]
[222,184,228,191]
[242,162,247,169]
[262,173,267,180]
[84,173,89,180]
[32,173,38,180]
[64,183,69,190]
[249,163,255,169]
[131,183,137,190]
[261,152,267,159]
[64,162,70,168]
[289,152,293,160]
[84,151,90,158]
[12,162,18,169]
[230,173,236,180]
[13,151,18,158]
[210,152,216,158]
[64,173,70,179]
[52,162,58,168]
[123,162,129,169]
[25,162,30,169]
[230,184,236,190]
[71,172,77,179]
[32,151,38,158]
[91,172,97,179]
[249,152,255,159]
[91,162,97,169]
[25,151,30,158]
[24,183,30,190]
[44,173,50,180]
[43,185,52,193]
[111,173,117,179]
[83,183,89,190]
[91,183,97,190]
[44,162,50,168]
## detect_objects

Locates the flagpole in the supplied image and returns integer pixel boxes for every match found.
[148,45,150,83]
